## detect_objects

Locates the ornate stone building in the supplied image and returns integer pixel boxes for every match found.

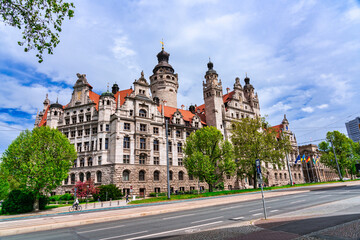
[35,47,304,196]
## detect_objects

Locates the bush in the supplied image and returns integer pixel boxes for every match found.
[60,193,74,201]
[93,184,123,201]
[39,195,49,210]
[49,195,61,202]
[1,190,34,214]
[149,192,167,197]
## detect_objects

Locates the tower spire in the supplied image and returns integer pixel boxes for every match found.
[160,39,164,50]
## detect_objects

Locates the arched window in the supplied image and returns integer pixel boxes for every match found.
[139,153,146,164]
[96,171,102,183]
[88,158,93,167]
[284,173,287,179]
[274,173,278,180]
[86,172,91,181]
[169,170,173,181]
[139,170,145,181]
[79,172,84,182]
[71,173,76,184]
[298,173,301,179]
[279,173,282,179]
[178,171,184,180]
[154,171,160,181]
[107,100,110,105]
[139,109,147,117]
[64,175,69,185]
[123,170,130,181]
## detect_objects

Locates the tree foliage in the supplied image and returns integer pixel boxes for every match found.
[93,184,123,201]
[0,0,75,62]
[318,131,360,179]
[230,117,291,188]
[1,126,77,210]
[72,179,99,199]
[183,126,236,192]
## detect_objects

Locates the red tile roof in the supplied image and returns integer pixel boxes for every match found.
[89,90,100,110]
[157,105,206,125]
[114,89,133,106]
[223,91,235,104]
[39,106,50,127]
[270,124,284,138]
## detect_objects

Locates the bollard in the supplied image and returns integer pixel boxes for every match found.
[66,201,68,205]
[117,200,119,205]
[56,201,58,205]
[101,202,103,207]
[94,202,96,208]
[109,198,112,206]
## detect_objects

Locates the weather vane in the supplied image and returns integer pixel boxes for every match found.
[160,38,164,50]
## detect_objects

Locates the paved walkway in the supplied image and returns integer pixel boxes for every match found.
[1,181,359,239]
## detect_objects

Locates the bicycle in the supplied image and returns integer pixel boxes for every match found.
[69,205,82,212]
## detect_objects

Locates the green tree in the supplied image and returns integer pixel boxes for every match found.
[93,184,123,201]
[318,131,359,180]
[183,126,236,192]
[0,0,75,62]
[231,117,291,189]
[1,126,77,210]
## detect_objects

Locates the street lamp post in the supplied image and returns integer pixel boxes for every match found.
[166,119,171,199]
[282,129,293,186]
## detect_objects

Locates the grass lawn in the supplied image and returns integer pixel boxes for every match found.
[129,179,358,205]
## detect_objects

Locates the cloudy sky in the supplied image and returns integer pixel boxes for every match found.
[1,0,360,154]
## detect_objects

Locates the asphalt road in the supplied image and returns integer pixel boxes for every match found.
[4,184,360,240]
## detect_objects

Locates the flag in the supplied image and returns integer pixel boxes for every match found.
[312,157,316,164]
[295,155,301,164]
[301,154,306,162]
[316,156,320,163]
[306,156,311,163]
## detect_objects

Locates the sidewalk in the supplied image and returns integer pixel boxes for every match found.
[0,181,359,238]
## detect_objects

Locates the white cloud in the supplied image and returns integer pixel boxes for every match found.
[317,104,328,109]
[301,107,314,113]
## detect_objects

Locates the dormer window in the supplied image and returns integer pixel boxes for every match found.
[176,118,180,124]
[139,109,147,117]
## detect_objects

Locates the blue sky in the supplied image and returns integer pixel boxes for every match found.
[1,0,360,155]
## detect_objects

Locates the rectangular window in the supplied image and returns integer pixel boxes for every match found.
[140,124,147,132]
[100,125,103,132]
[176,130,181,138]
[176,118,180,124]
[64,132,69,138]
[167,129,171,137]
[92,127,97,134]
[124,123,130,130]
[169,158,173,166]
[106,124,110,131]
[123,137,130,149]
[140,138,146,149]
[168,142,172,152]
[153,140,159,151]
[178,158,183,166]
[77,143,82,152]
[65,119,70,125]
[195,122,199,128]
[153,127,159,134]
[139,155,146,164]
[105,138,109,149]
[154,187,161,193]
[99,138,102,150]
[73,159,77,168]
[78,130,83,137]
[72,116,77,124]
[71,131,76,137]
[79,115,84,123]
[154,157,159,165]
[123,155,130,164]
[177,142,182,153]
[129,110,133,116]
[85,129,90,135]
[86,115,91,122]
[98,156,102,165]
[84,142,89,151]
[91,141,95,151]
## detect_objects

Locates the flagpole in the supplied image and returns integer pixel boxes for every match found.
[305,158,311,183]
[310,157,317,182]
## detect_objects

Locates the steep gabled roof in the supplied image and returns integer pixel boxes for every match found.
[270,124,283,138]
[114,89,133,106]
[157,105,206,125]
[89,90,100,110]
[223,91,235,104]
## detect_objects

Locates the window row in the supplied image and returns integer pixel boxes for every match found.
[73,156,102,168]
[64,171,102,185]
[122,170,192,181]
[74,138,109,152]
[122,154,183,166]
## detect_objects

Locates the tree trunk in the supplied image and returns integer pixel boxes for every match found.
[33,197,39,211]
[208,183,213,192]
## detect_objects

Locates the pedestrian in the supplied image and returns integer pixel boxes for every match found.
[126,194,129,203]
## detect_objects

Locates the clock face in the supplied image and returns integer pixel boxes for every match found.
[77,91,81,101]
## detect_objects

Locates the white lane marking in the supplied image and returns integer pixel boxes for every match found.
[220,206,238,210]
[230,216,244,220]
[99,231,148,240]
[270,210,279,212]
[318,195,331,198]
[191,216,223,224]
[78,225,125,234]
[290,200,305,204]
[162,213,195,220]
[252,213,262,216]
[249,209,262,212]
[125,221,223,240]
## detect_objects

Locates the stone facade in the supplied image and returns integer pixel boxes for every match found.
[35,47,305,196]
